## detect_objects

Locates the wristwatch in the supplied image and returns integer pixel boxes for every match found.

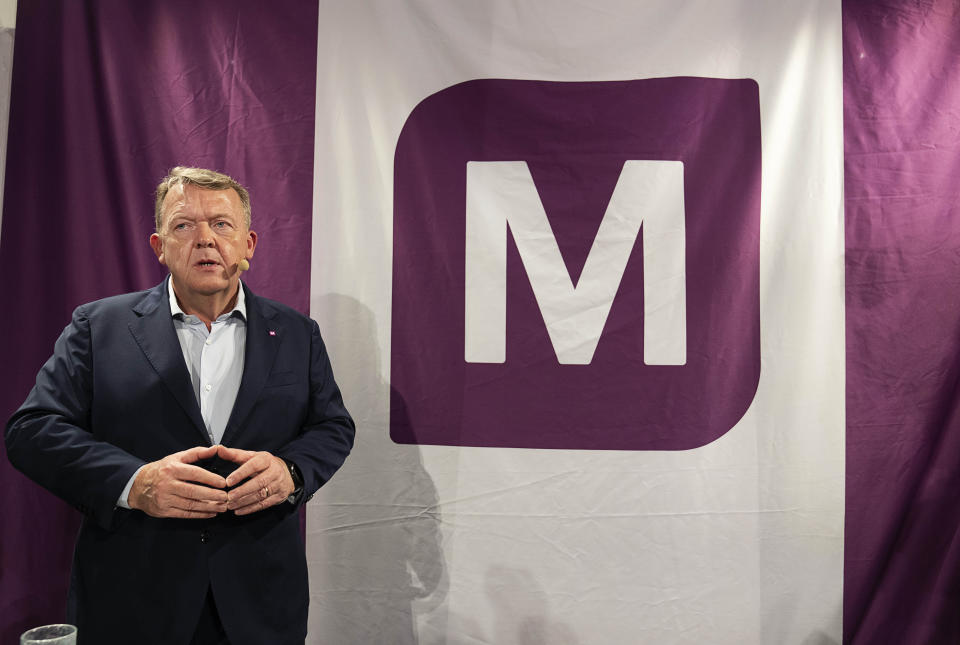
[282,458,304,504]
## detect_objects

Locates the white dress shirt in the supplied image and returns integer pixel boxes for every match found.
[168,278,247,445]
[116,278,247,508]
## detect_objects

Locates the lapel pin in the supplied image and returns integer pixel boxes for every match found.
[269,330,277,336]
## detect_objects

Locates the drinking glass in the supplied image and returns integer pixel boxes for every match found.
[20,624,77,645]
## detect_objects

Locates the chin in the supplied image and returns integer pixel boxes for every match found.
[188,278,232,294]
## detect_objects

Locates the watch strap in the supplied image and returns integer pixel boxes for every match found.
[281,458,304,505]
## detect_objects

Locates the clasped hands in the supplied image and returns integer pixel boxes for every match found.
[129,445,295,519]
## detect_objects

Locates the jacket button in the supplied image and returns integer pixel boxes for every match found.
[200,530,208,543]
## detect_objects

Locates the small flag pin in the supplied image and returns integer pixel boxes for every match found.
[268,330,276,336]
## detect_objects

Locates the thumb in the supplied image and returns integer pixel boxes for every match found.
[180,444,219,463]
[216,444,254,463]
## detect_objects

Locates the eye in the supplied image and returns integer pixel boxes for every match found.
[173,222,192,232]
[213,221,233,230]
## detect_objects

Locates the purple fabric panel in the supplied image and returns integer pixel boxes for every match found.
[844,1,960,643]
[0,1,317,640]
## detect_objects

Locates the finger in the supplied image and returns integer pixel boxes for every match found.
[227,464,289,508]
[226,476,276,508]
[160,499,222,519]
[173,491,229,512]
[144,491,225,518]
[225,490,258,510]
[233,491,287,516]
[170,480,230,504]
[178,444,221,463]
[171,463,228,489]
[224,455,272,487]
[160,509,219,519]
[154,485,228,508]
[160,503,224,519]
[232,500,268,516]
[216,445,256,464]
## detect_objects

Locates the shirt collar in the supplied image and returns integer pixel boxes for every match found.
[167,276,247,322]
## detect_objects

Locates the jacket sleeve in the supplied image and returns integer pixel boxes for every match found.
[5,305,145,530]
[275,320,355,506]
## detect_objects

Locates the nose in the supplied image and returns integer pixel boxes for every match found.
[195,222,215,248]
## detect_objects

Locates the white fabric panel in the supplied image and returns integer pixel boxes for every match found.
[0,0,18,238]
[308,1,844,643]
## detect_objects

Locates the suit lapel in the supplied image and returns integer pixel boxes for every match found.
[128,280,210,444]
[221,285,282,446]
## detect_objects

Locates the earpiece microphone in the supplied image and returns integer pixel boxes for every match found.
[238,258,250,272]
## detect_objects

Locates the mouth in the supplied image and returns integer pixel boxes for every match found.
[195,259,222,269]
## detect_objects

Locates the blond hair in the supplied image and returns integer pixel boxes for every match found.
[154,166,251,231]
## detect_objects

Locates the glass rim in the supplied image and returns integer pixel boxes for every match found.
[20,623,78,642]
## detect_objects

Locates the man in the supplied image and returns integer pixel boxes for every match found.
[5,167,355,644]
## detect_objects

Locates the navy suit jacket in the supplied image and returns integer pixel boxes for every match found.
[5,280,355,645]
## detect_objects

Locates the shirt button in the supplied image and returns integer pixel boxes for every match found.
[205,339,212,345]
[204,384,212,392]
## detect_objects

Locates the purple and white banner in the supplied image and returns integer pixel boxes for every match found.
[2,1,960,643]
[310,2,842,643]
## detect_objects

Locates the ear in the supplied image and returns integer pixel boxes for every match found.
[246,230,258,259]
[149,233,166,265]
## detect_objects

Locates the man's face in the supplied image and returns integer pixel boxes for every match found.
[149,184,257,305]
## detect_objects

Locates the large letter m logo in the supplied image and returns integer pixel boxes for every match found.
[391,78,761,450]
[465,160,686,366]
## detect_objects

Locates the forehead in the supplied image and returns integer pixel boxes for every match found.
[161,184,244,223]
